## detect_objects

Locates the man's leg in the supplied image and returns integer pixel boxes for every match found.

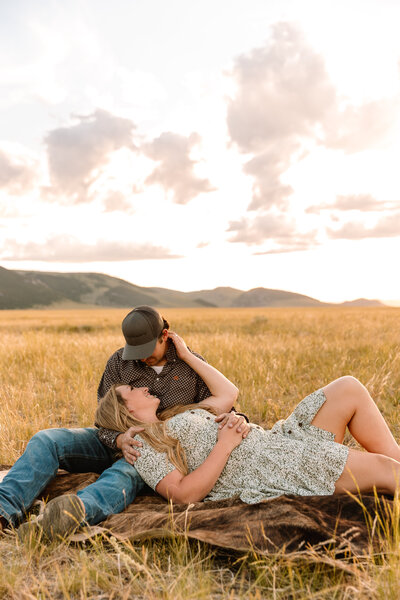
[0,427,113,527]
[77,458,146,524]
[32,461,146,541]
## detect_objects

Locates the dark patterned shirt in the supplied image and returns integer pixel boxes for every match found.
[96,341,211,448]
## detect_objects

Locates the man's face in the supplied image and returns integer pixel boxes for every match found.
[140,330,168,366]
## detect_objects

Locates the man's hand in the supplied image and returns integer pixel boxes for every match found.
[116,427,144,465]
[215,412,250,439]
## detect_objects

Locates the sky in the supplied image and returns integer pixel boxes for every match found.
[1,0,400,304]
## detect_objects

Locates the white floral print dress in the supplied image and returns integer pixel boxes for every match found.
[133,389,349,503]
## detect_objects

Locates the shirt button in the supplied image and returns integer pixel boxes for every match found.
[156,378,159,381]
[206,416,210,420]
[288,430,292,434]
[299,422,302,427]
[190,411,195,414]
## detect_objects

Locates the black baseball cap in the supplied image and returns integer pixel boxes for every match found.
[121,306,165,360]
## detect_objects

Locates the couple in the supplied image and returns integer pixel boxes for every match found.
[1,306,400,541]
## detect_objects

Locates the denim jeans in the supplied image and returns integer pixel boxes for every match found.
[0,427,145,527]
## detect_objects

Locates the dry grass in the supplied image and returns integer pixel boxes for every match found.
[1,306,400,599]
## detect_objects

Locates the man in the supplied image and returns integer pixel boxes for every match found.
[0,306,245,539]
[96,305,213,464]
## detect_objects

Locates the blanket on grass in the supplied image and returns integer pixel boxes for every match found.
[0,469,391,556]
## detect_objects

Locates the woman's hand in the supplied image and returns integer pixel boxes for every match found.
[215,412,250,439]
[167,331,191,360]
[217,420,244,450]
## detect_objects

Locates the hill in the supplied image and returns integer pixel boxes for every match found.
[0,266,384,309]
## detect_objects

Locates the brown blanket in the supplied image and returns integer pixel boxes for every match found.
[16,470,387,556]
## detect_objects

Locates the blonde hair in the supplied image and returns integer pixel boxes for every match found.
[95,385,216,475]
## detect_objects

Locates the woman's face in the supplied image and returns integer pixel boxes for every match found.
[116,385,160,422]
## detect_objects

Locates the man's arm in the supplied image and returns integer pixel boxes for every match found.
[97,350,121,401]
[97,350,128,450]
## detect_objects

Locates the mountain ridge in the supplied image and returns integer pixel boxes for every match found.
[0,266,384,309]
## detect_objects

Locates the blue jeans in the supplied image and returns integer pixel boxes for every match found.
[0,427,145,527]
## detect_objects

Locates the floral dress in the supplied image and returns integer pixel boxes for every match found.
[133,389,349,503]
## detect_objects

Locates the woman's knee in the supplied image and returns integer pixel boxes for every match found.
[325,376,365,401]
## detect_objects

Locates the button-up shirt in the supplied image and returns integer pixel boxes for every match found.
[96,341,211,449]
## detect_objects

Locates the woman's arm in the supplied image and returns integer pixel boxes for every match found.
[168,332,239,414]
[155,422,243,503]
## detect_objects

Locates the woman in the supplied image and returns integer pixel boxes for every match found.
[95,332,400,505]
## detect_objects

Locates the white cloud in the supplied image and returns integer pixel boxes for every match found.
[227,212,317,251]
[243,143,296,211]
[0,148,37,194]
[44,109,137,203]
[0,235,182,262]
[327,212,400,239]
[142,131,215,204]
[306,194,400,213]
[102,191,134,213]
[323,99,399,153]
[227,22,400,213]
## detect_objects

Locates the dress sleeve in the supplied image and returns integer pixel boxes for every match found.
[134,436,177,490]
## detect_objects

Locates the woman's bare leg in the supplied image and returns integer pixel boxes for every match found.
[310,376,400,461]
[335,448,400,494]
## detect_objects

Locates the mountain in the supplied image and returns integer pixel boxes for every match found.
[232,287,326,308]
[0,266,63,309]
[0,266,385,309]
[340,298,384,307]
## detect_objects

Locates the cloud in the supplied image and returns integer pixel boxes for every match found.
[306,194,400,213]
[102,191,134,213]
[0,148,37,194]
[327,212,400,239]
[227,22,335,211]
[227,213,317,251]
[253,241,316,255]
[44,109,136,203]
[0,235,182,262]
[323,99,399,154]
[227,23,336,154]
[243,143,296,211]
[142,132,215,204]
[227,22,399,212]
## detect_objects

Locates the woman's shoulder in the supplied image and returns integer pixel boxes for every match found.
[167,408,214,434]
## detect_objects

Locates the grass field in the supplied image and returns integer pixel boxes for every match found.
[0,306,400,599]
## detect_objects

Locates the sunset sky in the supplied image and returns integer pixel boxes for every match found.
[1,0,400,303]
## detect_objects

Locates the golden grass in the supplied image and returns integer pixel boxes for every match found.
[0,306,400,598]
